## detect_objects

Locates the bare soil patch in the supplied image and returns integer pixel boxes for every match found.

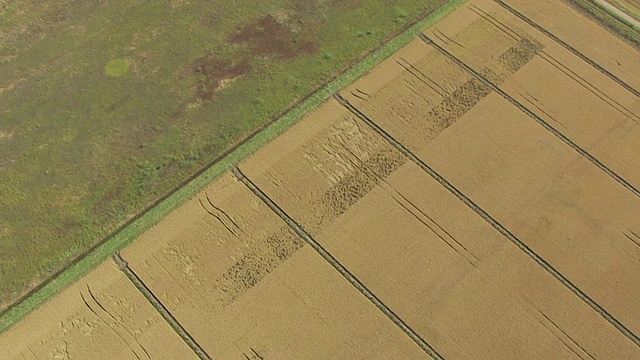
[183,55,251,101]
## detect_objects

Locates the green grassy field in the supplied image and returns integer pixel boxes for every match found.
[0,0,453,312]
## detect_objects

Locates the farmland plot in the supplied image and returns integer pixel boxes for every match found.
[0,262,196,360]
[420,0,640,189]
[339,6,640,336]
[500,0,640,89]
[414,93,640,334]
[239,98,639,358]
[2,0,638,358]
[121,173,426,359]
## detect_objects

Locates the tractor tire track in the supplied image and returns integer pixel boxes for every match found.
[395,58,446,97]
[350,90,367,101]
[199,198,241,239]
[79,290,144,360]
[206,193,245,233]
[516,90,566,129]
[622,229,640,248]
[537,319,588,360]
[402,78,437,106]
[338,142,479,267]
[85,285,151,360]
[112,254,212,360]
[534,307,597,360]
[400,56,450,95]
[435,27,465,48]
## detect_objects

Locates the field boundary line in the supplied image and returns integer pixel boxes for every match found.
[419,33,640,198]
[495,0,640,97]
[112,254,212,360]
[0,0,470,334]
[230,165,446,360]
[334,93,640,348]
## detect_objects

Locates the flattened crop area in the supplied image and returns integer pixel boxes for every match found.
[3,0,639,358]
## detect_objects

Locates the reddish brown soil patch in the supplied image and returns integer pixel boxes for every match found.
[229,15,318,60]
[184,55,250,101]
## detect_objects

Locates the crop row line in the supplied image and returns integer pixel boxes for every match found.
[334,92,640,348]
[229,165,446,360]
[112,254,212,360]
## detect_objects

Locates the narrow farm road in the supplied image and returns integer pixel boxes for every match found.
[592,0,640,30]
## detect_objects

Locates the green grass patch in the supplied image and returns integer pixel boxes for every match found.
[105,58,131,77]
[607,0,640,22]
[0,0,468,333]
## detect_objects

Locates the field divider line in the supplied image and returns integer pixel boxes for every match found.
[494,0,640,97]
[419,33,640,199]
[112,254,212,360]
[333,93,640,348]
[229,165,445,360]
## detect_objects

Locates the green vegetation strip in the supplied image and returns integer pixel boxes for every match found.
[0,0,468,334]
[590,0,640,30]
[565,0,640,47]
[606,0,640,22]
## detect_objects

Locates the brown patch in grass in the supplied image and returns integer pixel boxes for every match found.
[229,14,318,60]
[184,55,250,101]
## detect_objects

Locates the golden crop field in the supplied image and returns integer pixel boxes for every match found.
[2,0,639,358]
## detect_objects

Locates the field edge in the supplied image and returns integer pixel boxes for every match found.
[565,0,640,47]
[0,0,469,335]
[592,0,640,29]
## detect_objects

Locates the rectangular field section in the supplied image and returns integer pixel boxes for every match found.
[421,0,640,188]
[501,0,640,89]
[339,0,640,337]
[239,98,639,358]
[121,173,427,359]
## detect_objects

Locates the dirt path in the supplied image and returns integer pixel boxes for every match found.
[593,0,640,30]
